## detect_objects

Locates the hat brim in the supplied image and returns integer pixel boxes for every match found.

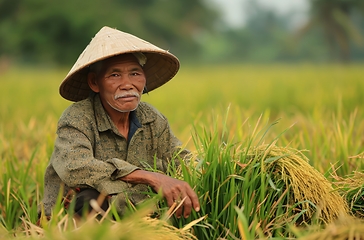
[59,27,180,102]
[59,51,179,102]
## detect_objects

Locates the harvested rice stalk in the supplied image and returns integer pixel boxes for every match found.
[21,214,197,240]
[296,215,364,240]
[22,197,198,240]
[334,171,364,218]
[109,216,198,240]
[247,144,349,224]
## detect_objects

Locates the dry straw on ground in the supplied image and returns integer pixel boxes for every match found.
[22,200,198,240]
[20,217,197,240]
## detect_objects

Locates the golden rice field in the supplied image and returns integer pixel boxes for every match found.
[0,63,364,239]
[2,64,363,173]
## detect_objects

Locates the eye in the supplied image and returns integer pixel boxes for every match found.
[130,72,142,77]
[106,73,121,80]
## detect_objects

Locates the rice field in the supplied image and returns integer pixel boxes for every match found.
[0,63,364,239]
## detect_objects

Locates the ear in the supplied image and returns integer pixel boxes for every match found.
[87,72,100,93]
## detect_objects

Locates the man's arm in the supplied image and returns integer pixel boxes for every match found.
[121,169,200,218]
[145,112,199,218]
[52,125,139,194]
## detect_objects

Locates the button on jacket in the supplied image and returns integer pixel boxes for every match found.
[41,93,189,216]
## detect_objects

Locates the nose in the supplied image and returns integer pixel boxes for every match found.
[117,74,133,90]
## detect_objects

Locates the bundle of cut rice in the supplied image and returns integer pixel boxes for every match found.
[246,144,349,224]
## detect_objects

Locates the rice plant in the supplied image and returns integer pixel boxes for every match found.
[162,110,349,239]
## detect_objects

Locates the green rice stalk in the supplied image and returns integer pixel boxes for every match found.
[0,148,39,231]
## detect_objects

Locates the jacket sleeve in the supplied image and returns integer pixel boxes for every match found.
[51,125,140,195]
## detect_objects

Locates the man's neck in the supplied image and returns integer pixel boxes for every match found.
[103,102,131,139]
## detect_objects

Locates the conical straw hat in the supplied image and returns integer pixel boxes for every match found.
[59,26,180,102]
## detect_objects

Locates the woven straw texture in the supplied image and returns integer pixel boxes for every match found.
[59,26,180,102]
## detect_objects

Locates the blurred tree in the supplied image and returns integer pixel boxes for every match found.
[296,0,364,62]
[2,0,364,65]
[0,0,219,65]
[198,2,296,64]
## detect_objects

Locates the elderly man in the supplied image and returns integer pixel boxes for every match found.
[40,26,200,219]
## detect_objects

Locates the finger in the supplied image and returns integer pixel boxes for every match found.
[174,197,184,218]
[181,196,193,218]
[166,194,175,208]
[164,188,182,217]
[186,187,200,212]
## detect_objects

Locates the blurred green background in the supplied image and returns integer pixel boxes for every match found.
[1,0,364,67]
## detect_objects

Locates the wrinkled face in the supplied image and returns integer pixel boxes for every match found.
[88,54,146,113]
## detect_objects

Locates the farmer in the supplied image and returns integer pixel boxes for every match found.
[39,26,200,219]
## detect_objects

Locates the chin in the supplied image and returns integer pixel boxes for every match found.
[118,107,137,113]
[107,99,140,113]
[113,104,139,113]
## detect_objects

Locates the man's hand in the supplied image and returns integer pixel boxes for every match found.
[120,170,200,218]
